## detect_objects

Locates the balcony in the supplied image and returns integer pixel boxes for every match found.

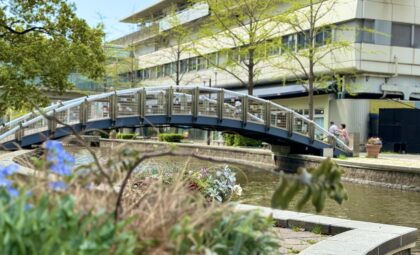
[159,3,209,32]
[112,23,159,46]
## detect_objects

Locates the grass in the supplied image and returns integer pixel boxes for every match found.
[311,225,322,235]
[292,226,303,232]
[306,239,317,245]
[288,248,301,254]
[337,154,347,160]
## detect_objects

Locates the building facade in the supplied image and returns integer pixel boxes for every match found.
[112,0,420,144]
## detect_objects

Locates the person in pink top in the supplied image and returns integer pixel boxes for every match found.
[340,123,350,145]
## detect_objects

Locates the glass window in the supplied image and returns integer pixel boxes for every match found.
[180,59,188,73]
[414,25,420,48]
[164,63,172,76]
[315,28,332,46]
[392,23,412,47]
[361,19,374,43]
[137,70,144,81]
[197,56,207,70]
[188,57,197,72]
[297,32,308,49]
[157,65,164,78]
[207,52,218,67]
[266,39,280,56]
[282,34,295,52]
[143,68,150,79]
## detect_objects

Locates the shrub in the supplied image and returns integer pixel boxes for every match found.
[223,133,235,146]
[158,133,185,143]
[0,192,136,255]
[171,211,279,254]
[116,133,137,140]
[224,133,262,147]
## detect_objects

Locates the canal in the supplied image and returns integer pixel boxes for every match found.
[72,148,420,252]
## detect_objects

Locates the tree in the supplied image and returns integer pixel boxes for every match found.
[274,0,353,120]
[191,0,282,95]
[143,4,194,86]
[0,0,105,114]
[105,43,138,90]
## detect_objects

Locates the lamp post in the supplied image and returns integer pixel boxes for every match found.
[207,77,212,146]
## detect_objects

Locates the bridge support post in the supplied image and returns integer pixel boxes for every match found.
[110,93,117,123]
[308,122,315,144]
[79,100,88,129]
[48,110,57,137]
[217,90,224,122]
[137,88,146,121]
[192,87,199,121]
[271,144,292,172]
[241,96,248,126]
[166,87,173,120]
[15,124,24,144]
[264,102,271,131]
[286,112,294,137]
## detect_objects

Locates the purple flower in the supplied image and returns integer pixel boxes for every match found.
[0,164,19,176]
[49,181,68,191]
[0,164,19,197]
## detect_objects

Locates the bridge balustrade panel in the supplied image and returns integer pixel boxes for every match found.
[25,118,48,136]
[222,91,243,121]
[173,89,193,115]
[247,98,265,124]
[117,94,137,117]
[88,99,110,121]
[198,90,218,117]
[270,106,288,130]
[146,91,167,115]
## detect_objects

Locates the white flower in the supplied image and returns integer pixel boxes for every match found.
[232,185,243,196]
[299,169,312,185]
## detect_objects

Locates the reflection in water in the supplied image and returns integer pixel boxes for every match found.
[71,149,420,251]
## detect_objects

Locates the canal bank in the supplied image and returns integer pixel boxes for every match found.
[99,139,420,192]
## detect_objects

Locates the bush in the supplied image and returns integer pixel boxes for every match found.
[171,211,278,255]
[116,133,137,140]
[0,192,137,255]
[224,133,262,147]
[223,133,235,146]
[158,133,185,143]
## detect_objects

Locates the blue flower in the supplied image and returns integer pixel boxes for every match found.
[0,164,20,197]
[49,181,68,191]
[6,187,19,197]
[43,140,75,176]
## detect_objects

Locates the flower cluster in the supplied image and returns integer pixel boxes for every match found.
[0,164,19,197]
[44,140,75,176]
[43,140,75,191]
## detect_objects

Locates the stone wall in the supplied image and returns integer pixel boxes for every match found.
[99,139,276,171]
[275,155,420,192]
[100,139,420,191]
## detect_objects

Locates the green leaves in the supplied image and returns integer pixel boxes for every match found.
[0,0,105,114]
[271,159,348,213]
[0,191,136,255]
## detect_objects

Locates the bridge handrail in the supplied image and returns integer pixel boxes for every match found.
[0,86,351,153]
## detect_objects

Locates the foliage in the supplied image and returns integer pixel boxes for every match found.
[0,192,137,255]
[187,166,242,202]
[171,211,279,255]
[0,0,105,114]
[116,133,137,140]
[158,133,185,143]
[272,159,348,213]
[224,133,262,147]
[191,0,282,95]
[367,137,382,145]
[273,0,354,120]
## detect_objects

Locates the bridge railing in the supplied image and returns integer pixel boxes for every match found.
[0,86,352,154]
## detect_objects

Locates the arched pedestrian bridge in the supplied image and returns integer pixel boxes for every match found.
[0,86,351,156]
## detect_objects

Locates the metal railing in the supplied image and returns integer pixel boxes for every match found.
[0,86,352,153]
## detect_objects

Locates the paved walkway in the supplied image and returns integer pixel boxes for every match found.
[342,153,420,169]
[275,228,327,254]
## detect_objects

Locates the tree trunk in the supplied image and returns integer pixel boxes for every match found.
[176,51,181,86]
[308,62,315,121]
[247,49,255,96]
